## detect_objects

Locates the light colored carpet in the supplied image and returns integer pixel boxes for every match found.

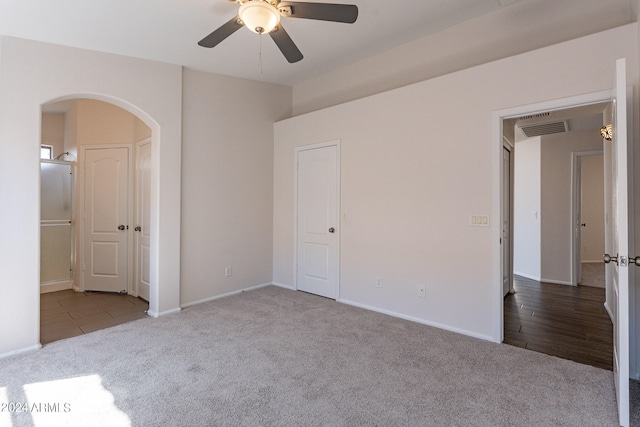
[0,286,622,426]
[581,262,605,288]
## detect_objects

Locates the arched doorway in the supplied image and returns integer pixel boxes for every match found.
[40,97,155,343]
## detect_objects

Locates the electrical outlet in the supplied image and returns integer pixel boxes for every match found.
[418,285,426,298]
[225,266,232,277]
[376,276,383,288]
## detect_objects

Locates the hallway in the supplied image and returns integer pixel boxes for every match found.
[504,275,612,370]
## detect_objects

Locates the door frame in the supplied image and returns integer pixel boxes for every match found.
[492,89,613,342]
[293,140,341,299]
[78,143,134,293]
[570,150,604,286]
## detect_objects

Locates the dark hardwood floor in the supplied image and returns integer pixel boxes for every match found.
[503,275,613,370]
[41,289,149,345]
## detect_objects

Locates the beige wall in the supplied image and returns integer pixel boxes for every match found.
[74,99,149,145]
[180,69,291,306]
[539,130,603,284]
[41,114,65,157]
[274,24,638,341]
[581,155,605,263]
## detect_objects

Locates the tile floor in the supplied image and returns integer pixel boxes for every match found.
[40,289,149,345]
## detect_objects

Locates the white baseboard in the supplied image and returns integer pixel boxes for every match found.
[0,344,41,360]
[604,301,613,322]
[271,282,295,291]
[540,277,572,286]
[147,307,181,318]
[40,280,72,294]
[180,282,274,309]
[514,272,572,286]
[513,272,541,281]
[338,298,494,343]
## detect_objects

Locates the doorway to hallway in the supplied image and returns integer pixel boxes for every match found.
[501,101,611,369]
[503,275,612,370]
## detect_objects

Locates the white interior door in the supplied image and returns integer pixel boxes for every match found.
[83,147,129,293]
[296,145,339,299]
[605,57,630,427]
[135,140,151,301]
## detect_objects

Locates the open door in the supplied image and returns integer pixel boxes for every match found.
[604,57,630,427]
[502,146,512,296]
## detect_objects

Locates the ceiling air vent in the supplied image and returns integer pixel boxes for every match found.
[519,120,568,138]
[518,112,550,121]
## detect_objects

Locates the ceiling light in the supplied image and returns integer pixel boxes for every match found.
[239,1,281,34]
[600,124,613,141]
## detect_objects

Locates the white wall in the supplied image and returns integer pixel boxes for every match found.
[291,0,634,115]
[0,37,182,357]
[539,130,603,284]
[274,24,638,341]
[513,138,541,280]
[581,154,605,263]
[180,69,291,306]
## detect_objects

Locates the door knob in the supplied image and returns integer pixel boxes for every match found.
[118,224,126,231]
[134,226,142,232]
[328,227,335,233]
[631,256,640,267]
[581,223,587,227]
[603,253,618,265]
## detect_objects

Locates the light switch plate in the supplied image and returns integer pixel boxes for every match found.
[469,215,490,227]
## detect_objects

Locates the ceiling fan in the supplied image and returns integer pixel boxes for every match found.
[198,0,358,63]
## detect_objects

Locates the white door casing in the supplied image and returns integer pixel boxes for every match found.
[83,146,130,293]
[295,143,339,299]
[135,140,152,301]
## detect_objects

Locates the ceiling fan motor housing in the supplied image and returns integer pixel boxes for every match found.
[239,0,281,34]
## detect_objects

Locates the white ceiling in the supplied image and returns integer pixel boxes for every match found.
[0,0,526,86]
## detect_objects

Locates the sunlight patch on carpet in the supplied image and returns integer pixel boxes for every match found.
[1,387,12,427]
[22,374,130,427]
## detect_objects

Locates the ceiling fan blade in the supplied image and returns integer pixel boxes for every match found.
[278,2,358,23]
[269,24,303,63]
[198,16,243,48]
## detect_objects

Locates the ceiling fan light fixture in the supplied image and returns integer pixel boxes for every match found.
[239,1,281,34]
